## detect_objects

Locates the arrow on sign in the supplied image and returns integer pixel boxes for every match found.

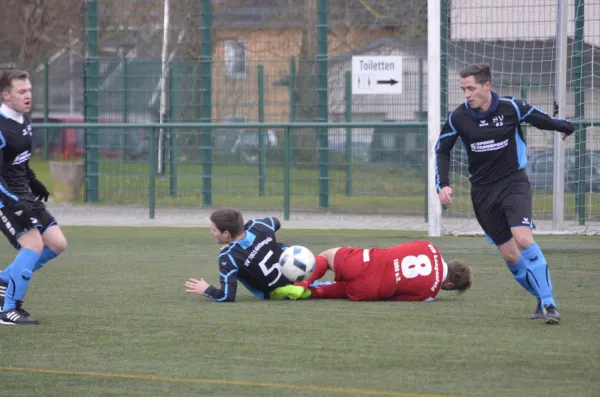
[376,79,398,86]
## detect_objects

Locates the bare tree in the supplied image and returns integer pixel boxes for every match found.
[0,0,81,64]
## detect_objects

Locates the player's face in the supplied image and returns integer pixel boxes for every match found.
[210,223,229,244]
[459,75,491,110]
[2,78,32,114]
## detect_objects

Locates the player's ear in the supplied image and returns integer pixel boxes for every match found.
[442,280,455,290]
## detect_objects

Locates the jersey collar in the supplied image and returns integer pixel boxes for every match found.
[466,91,500,120]
[0,103,24,124]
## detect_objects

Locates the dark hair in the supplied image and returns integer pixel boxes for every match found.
[0,70,30,93]
[459,63,491,85]
[446,259,473,295]
[210,208,245,238]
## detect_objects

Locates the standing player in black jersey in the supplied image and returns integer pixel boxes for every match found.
[436,64,574,325]
[0,70,68,325]
[184,208,301,302]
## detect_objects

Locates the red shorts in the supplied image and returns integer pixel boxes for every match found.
[333,247,383,300]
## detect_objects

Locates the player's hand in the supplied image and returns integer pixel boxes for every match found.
[438,186,453,207]
[185,278,210,295]
[29,179,50,202]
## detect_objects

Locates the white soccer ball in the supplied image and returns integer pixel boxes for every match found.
[279,245,316,282]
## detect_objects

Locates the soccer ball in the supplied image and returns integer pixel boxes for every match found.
[279,245,316,282]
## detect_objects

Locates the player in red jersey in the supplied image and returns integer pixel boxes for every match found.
[294,240,472,301]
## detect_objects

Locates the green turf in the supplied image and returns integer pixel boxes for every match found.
[1,228,598,397]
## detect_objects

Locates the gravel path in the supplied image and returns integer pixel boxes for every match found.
[45,204,600,235]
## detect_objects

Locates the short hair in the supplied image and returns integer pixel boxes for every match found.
[0,69,30,93]
[446,259,473,295]
[210,208,245,238]
[459,63,491,85]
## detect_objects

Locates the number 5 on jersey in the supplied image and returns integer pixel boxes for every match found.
[258,250,284,286]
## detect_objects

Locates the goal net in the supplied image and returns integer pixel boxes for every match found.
[431,0,600,236]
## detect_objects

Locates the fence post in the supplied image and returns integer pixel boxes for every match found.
[440,0,449,120]
[419,58,427,222]
[552,0,568,232]
[317,0,329,209]
[284,126,291,221]
[258,64,266,196]
[43,60,49,161]
[121,56,129,161]
[84,0,100,203]
[149,128,156,219]
[201,0,213,206]
[169,60,179,197]
[439,0,449,214]
[574,0,586,225]
[288,57,296,165]
[344,71,352,196]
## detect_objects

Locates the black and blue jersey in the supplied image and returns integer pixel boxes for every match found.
[203,216,290,302]
[435,93,574,188]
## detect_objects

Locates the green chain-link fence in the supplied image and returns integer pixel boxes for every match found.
[11,0,599,223]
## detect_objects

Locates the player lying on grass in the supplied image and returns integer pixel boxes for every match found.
[271,240,472,301]
[184,208,304,302]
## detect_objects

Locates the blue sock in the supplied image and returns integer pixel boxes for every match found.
[2,248,41,312]
[521,243,555,308]
[33,247,59,273]
[506,256,539,299]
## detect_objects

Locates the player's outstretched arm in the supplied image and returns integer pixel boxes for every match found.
[517,99,575,137]
[203,273,239,302]
[186,258,239,302]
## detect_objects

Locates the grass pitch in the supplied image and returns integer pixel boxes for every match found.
[0,228,598,397]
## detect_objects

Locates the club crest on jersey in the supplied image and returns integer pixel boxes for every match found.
[492,115,504,127]
[22,125,32,136]
[12,150,31,165]
[478,119,489,127]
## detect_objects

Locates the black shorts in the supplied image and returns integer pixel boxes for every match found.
[470,171,533,246]
[0,198,58,250]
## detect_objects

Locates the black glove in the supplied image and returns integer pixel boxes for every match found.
[29,179,50,202]
[553,100,559,117]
